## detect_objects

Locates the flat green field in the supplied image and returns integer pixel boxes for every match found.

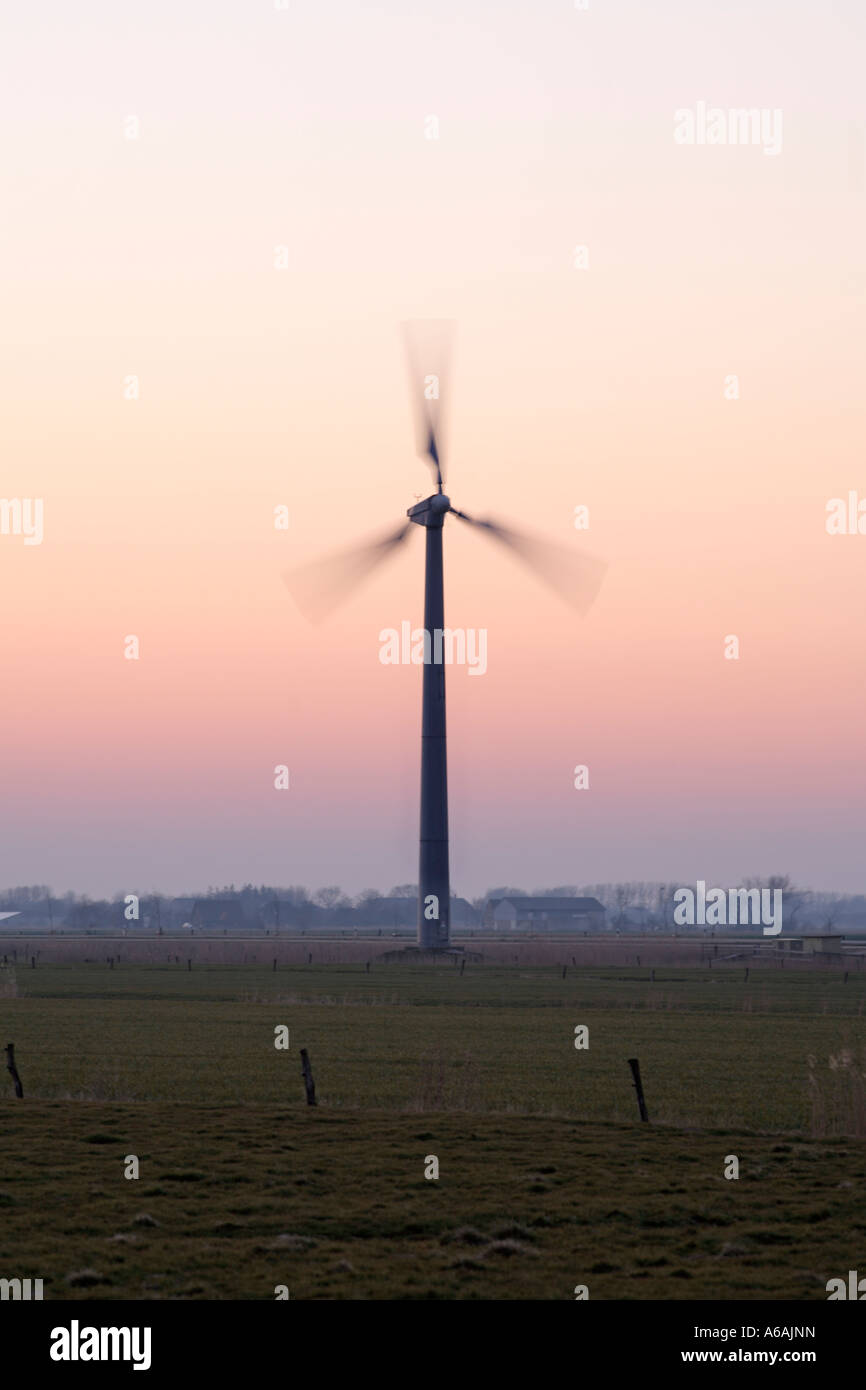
[1,959,864,1299]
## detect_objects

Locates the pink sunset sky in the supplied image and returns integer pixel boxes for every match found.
[2,1,865,897]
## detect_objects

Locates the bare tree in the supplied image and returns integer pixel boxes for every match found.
[614,883,630,927]
[312,886,345,910]
[784,889,811,930]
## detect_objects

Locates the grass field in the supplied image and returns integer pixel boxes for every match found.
[1,953,865,1299]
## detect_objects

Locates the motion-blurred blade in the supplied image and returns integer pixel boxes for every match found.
[284,522,412,623]
[403,319,454,489]
[451,508,607,615]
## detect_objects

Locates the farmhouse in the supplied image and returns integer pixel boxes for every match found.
[484,896,605,932]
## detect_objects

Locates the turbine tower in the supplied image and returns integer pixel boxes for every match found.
[408,491,450,949]
[284,322,607,952]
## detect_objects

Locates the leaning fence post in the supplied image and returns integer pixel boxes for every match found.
[627,1057,650,1122]
[300,1048,317,1106]
[5,1043,23,1099]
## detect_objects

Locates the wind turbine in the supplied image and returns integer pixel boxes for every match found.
[284,322,607,952]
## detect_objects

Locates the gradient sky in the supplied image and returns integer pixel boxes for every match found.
[2,1,865,898]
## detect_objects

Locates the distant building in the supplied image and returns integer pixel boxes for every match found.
[484,896,605,932]
[776,934,846,956]
[355,896,480,929]
[451,897,481,927]
[190,897,247,931]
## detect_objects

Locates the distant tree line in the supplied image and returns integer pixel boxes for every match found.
[0,878,862,931]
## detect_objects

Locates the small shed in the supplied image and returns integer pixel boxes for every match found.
[775,934,845,956]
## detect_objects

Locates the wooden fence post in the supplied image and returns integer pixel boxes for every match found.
[5,1043,23,1099]
[300,1049,317,1106]
[627,1057,650,1122]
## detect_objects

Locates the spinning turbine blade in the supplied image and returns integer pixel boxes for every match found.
[402,319,454,490]
[451,508,607,616]
[283,522,412,623]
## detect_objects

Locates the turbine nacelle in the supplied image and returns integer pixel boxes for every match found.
[407,492,451,527]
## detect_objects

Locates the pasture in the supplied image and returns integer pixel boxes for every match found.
[1,950,864,1299]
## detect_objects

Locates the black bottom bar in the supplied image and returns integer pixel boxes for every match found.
[11,1298,860,1377]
